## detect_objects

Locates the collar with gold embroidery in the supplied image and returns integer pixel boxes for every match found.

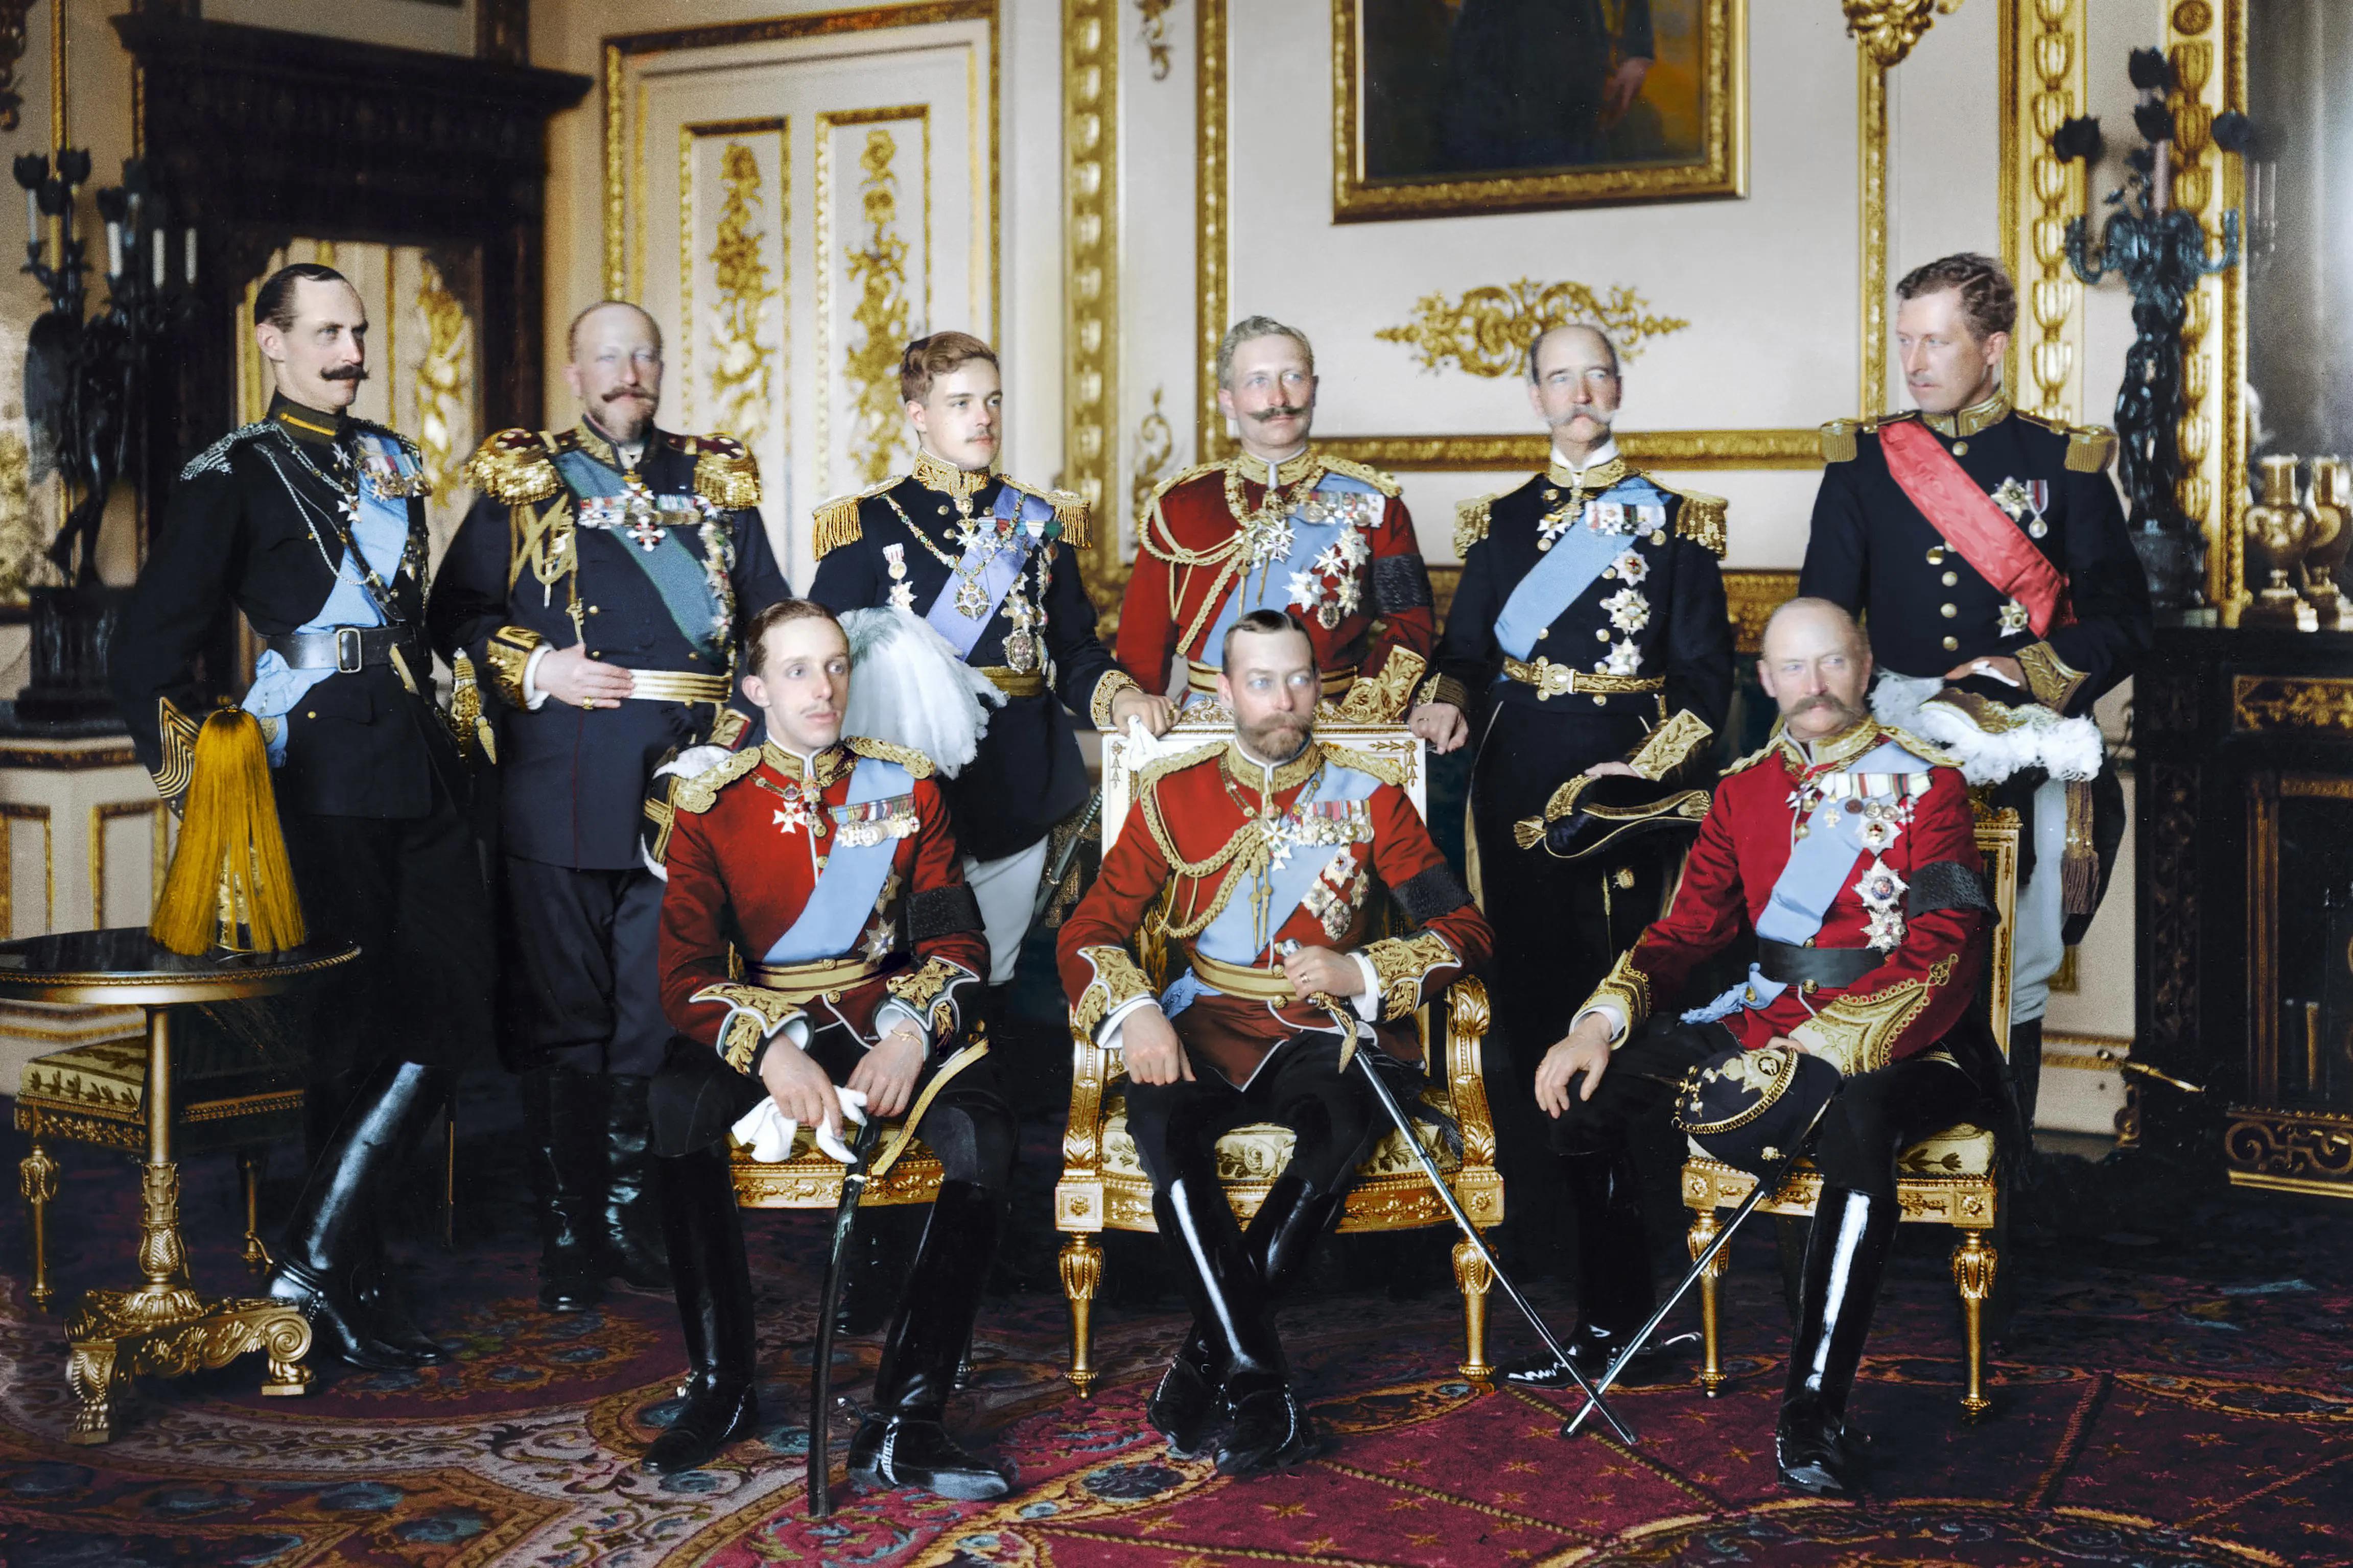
[1544,455,1631,492]
[267,392,347,447]
[568,418,648,474]
[761,741,853,791]
[1775,715,1885,776]
[1221,738,1323,798]
[1921,390,2011,440]
[1228,449,1322,490]
[913,449,993,500]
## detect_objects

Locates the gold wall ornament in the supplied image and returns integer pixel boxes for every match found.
[2226,1107,2353,1198]
[2229,675,2353,735]
[707,139,783,455]
[0,427,38,606]
[1067,0,1122,604]
[1998,0,2087,422]
[1844,0,1967,69]
[1312,430,1819,476]
[1129,386,1175,531]
[815,105,929,497]
[1848,0,1965,416]
[410,259,472,508]
[1374,278,1689,379]
[1135,0,1173,80]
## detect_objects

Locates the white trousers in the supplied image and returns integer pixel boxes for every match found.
[2009,776,2069,1026]
[961,838,1052,987]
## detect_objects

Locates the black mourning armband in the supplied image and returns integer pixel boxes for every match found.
[1908,859,1995,919]
[1372,554,1434,613]
[1393,862,1473,925]
[907,883,985,940]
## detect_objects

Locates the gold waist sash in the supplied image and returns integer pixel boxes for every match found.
[1186,661,1353,698]
[977,667,1048,698]
[622,668,734,705]
[1500,656,1665,702]
[747,956,887,1004]
[1184,948,1299,1003]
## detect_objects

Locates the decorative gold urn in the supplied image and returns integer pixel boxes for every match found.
[2304,457,2352,629]
[2243,454,2315,629]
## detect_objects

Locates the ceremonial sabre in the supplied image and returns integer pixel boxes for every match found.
[1278,944,1634,1445]
[809,1112,885,1518]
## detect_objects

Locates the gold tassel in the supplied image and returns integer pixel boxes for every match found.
[150,708,307,957]
[1051,490,1093,550]
[2060,777,2099,917]
[811,494,864,557]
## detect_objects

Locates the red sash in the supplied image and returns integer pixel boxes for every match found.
[1879,419,2073,637]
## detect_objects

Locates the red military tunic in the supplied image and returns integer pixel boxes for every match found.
[1057,737,1493,1084]
[1119,453,1437,720]
[657,736,986,1074]
[1583,718,1987,1075]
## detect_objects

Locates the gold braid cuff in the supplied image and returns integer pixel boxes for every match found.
[2015,640,2088,713]
[1072,945,1155,1039]
[1583,949,1652,1039]
[1361,931,1457,1021]
[484,626,545,709]
[886,956,976,1037]
[1421,673,1471,711]
[1089,670,1144,730]
[1628,708,1716,782]
[1337,646,1428,723]
[152,697,199,810]
[690,982,809,1075]
[1787,954,1959,1076]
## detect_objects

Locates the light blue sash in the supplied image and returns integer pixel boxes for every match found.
[1682,739,1935,1025]
[923,484,1052,658]
[1161,758,1382,1019]
[243,431,415,765]
[1195,471,1383,669]
[554,448,723,656]
[1491,476,1669,661]
[763,754,914,964]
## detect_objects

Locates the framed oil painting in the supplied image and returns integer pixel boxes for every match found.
[1334,0,1747,221]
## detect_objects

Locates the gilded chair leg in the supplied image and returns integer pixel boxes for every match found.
[1060,1233,1103,1398]
[1452,1235,1494,1391]
[1952,1228,1997,1423]
[239,1150,271,1274]
[1688,1207,1726,1396]
[20,1142,57,1312]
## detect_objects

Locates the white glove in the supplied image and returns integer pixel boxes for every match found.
[731,1085,869,1164]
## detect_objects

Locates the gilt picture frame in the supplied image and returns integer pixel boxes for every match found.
[1333,0,1747,222]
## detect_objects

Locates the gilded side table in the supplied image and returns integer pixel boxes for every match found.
[0,930,356,1443]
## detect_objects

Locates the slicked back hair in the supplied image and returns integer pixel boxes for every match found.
[1894,253,2018,344]
[1216,316,1315,388]
[745,599,845,681]
[253,263,353,330]
[1221,606,1315,670]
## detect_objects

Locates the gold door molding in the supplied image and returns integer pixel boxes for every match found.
[0,802,53,938]
[1998,0,2088,423]
[1846,0,1966,418]
[817,106,930,495]
[1065,0,1120,602]
[90,801,168,931]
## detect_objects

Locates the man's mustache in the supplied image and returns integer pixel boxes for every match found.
[1791,695,1855,717]
[604,387,652,402]
[1251,405,1309,422]
[319,364,368,383]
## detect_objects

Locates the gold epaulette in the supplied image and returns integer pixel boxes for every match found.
[1320,741,1415,792]
[1317,454,1402,497]
[667,432,761,509]
[1454,492,1498,557]
[846,734,938,780]
[671,747,766,814]
[1660,483,1729,558]
[1819,419,1860,464]
[1005,479,1095,550]
[2065,423,2116,474]
[1130,741,1229,801]
[812,478,900,557]
[1148,460,1225,507]
[464,429,562,506]
[1877,723,1964,771]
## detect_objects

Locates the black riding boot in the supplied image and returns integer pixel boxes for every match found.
[1776,1185,1896,1499]
[1505,1148,1691,1388]
[848,1180,1013,1500]
[521,1067,603,1313]
[1149,1172,1342,1459]
[353,1211,452,1364]
[267,1060,455,1371]
[642,1146,760,1474]
[1152,1177,1320,1477]
[601,1074,672,1292]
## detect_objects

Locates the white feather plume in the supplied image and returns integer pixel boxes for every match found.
[839,606,1005,778]
[1870,669,2102,784]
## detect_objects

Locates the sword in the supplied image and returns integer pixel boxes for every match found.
[1031,789,1103,931]
[1276,943,1635,1445]
[809,1111,885,1518]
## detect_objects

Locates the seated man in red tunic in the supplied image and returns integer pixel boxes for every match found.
[1058,609,1494,1477]
[643,599,1014,1500]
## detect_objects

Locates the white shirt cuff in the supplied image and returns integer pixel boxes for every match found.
[1098,995,1161,1052]
[1576,1002,1628,1043]
[872,999,933,1053]
[521,644,552,711]
[1348,952,1381,1021]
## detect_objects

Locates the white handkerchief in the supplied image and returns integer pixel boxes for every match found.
[732,1085,870,1164]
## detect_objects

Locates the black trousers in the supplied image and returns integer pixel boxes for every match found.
[649,1028,1016,1192]
[1549,1020,1998,1204]
[1123,1033,1385,1196]
[279,780,496,1080]
[502,857,669,1077]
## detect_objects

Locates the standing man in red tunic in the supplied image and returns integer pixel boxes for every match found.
[1059,610,1492,1476]
[1118,318,1437,719]
[642,600,1015,1500]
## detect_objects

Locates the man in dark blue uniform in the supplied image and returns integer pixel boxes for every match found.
[1800,253,2151,1129]
[808,331,1172,1007]
[1408,322,1731,1385]
[428,300,789,1314]
[113,262,497,1369]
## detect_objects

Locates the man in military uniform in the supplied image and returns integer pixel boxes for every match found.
[809,330,1171,1002]
[1058,610,1493,1477]
[1119,317,1437,720]
[112,263,496,1369]
[428,300,790,1316]
[1405,322,1731,1380]
[643,600,1015,1500]
[1800,253,2151,1128]
[1539,598,2001,1498]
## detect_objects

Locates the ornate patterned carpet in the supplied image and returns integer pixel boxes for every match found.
[0,1089,2347,1568]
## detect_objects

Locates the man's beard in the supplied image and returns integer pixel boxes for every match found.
[593,391,654,441]
[1238,711,1312,763]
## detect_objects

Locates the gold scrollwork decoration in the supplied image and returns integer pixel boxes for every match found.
[1135,0,1173,80]
[1130,386,1174,528]
[1723,569,1800,656]
[842,129,914,485]
[1376,278,1687,379]
[2230,676,2353,736]
[411,258,472,508]
[709,140,782,454]
[2225,1107,2353,1197]
[1844,0,1967,69]
[0,427,36,606]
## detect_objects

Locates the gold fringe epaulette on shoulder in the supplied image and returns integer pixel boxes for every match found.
[812,478,900,558]
[1130,740,1229,801]
[2065,423,2117,474]
[1320,742,1415,792]
[464,429,562,506]
[1050,488,1093,550]
[1819,419,1860,464]
[668,432,761,509]
[846,735,937,780]
[670,746,765,815]
[1317,454,1402,497]
[1453,492,1499,558]
[1658,483,1728,558]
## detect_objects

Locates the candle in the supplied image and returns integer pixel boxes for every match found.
[182,228,196,284]
[151,237,163,289]
[22,187,36,250]
[105,221,121,279]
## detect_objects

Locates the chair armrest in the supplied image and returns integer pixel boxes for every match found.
[1063,1019,1126,1172]
[1442,976,1498,1171]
